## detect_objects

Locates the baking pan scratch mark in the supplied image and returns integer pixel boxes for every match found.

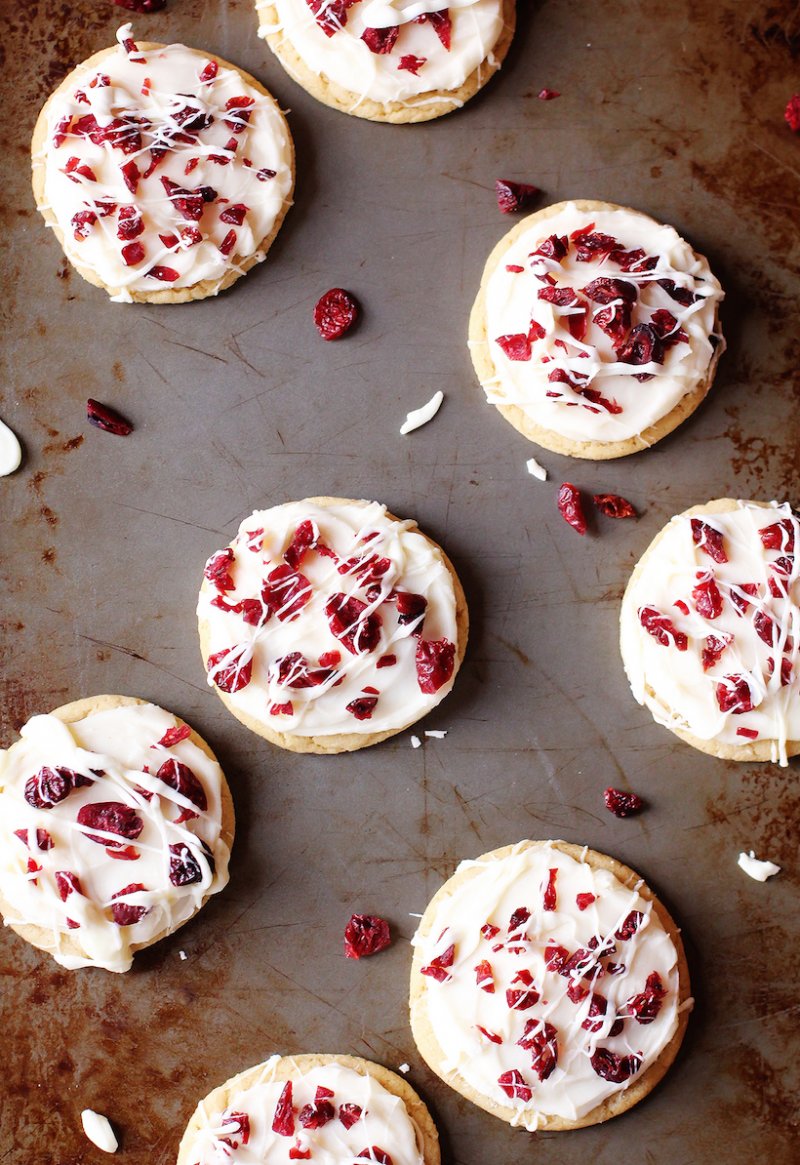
[749,140,800,184]
[226,335,265,378]
[78,634,207,693]
[135,347,171,386]
[452,785,483,843]
[113,499,226,537]
[717,1002,800,1031]
[161,338,230,365]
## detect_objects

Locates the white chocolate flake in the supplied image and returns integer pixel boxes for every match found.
[410,735,422,748]
[81,1110,118,1154]
[737,851,781,882]
[400,390,444,435]
[0,417,22,476]
[424,729,447,738]
[525,456,547,481]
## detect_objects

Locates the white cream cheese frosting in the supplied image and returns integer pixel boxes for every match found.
[0,702,230,972]
[620,501,800,764]
[36,26,293,300]
[182,1058,426,1164]
[257,0,505,109]
[476,202,724,444]
[411,842,683,1127]
[197,500,460,738]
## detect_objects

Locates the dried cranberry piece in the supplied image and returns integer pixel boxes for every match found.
[626,971,666,1024]
[786,94,800,131]
[544,942,569,972]
[55,870,83,900]
[594,300,632,346]
[657,277,697,306]
[117,205,144,240]
[147,265,180,282]
[593,493,636,519]
[617,323,664,367]
[576,892,596,910]
[477,1025,502,1043]
[276,652,338,689]
[420,943,455,982]
[398,54,426,74]
[557,482,587,535]
[567,978,589,1003]
[288,1145,310,1161]
[754,610,777,646]
[107,845,140,861]
[474,959,495,992]
[338,1104,362,1130]
[256,167,276,182]
[314,288,359,340]
[207,647,252,692]
[121,241,146,266]
[220,1110,250,1150]
[204,548,235,591]
[415,638,455,693]
[638,606,688,651]
[495,332,532,361]
[691,518,728,563]
[362,26,399,53]
[543,866,558,910]
[77,802,143,847]
[395,592,427,626]
[28,828,52,850]
[716,674,754,714]
[263,565,312,621]
[199,60,219,83]
[581,993,609,1032]
[156,759,207,815]
[495,179,540,214]
[121,160,140,193]
[591,1048,641,1083]
[582,277,637,304]
[571,227,619,262]
[299,1100,335,1128]
[415,9,451,48]
[759,519,795,552]
[497,1070,532,1102]
[71,209,97,239]
[218,229,237,257]
[272,1082,294,1136]
[24,766,73,809]
[343,913,391,959]
[168,841,205,886]
[650,308,688,347]
[86,398,134,436]
[506,973,540,1011]
[729,582,758,615]
[113,0,167,11]
[346,694,379,720]
[508,905,530,933]
[538,285,578,307]
[615,910,644,941]
[603,787,644,817]
[326,594,382,655]
[110,883,149,926]
[692,573,723,619]
[537,87,560,100]
[532,234,568,261]
[702,632,732,672]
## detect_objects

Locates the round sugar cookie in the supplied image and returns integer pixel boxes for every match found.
[197,497,469,753]
[31,25,294,303]
[0,695,234,973]
[469,199,725,459]
[409,840,691,1131]
[177,1052,440,1165]
[620,497,800,765]
[255,0,516,124]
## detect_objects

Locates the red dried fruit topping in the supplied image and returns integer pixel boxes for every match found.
[691,518,728,563]
[477,1025,502,1043]
[495,179,540,214]
[729,581,758,615]
[557,482,588,535]
[220,1111,250,1149]
[567,979,589,1003]
[156,725,193,751]
[113,0,167,11]
[420,943,455,982]
[538,285,578,307]
[147,265,180,282]
[580,992,610,1033]
[786,94,800,131]
[343,913,391,959]
[716,674,754,715]
[121,241,146,266]
[55,870,83,900]
[156,759,207,817]
[582,277,637,304]
[415,637,455,694]
[346,694,379,720]
[219,229,237,257]
[275,652,338,690]
[316,1088,334,1101]
[650,309,688,347]
[571,227,619,262]
[299,1100,335,1129]
[537,87,560,100]
[338,1104,362,1130]
[692,573,723,619]
[615,910,644,941]
[314,288,360,340]
[282,521,317,569]
[603,787,644,818]
[398,54,426,74]
[326,594,382,655]
[591,1048,641,1083]
[495,332,532,361]
[288,1145,310,1161]
[77,802,143,846]
[481,922,500,941]
[110,883,149,926]
[593,493,636,519]
[516,1020,559,1080]
[362,25,399,53]
[506,971,540,1011]
[169,841,206,886]
[86,398,134,436]
[204,548,236,592]
[702,631,732,672]
[543,866,558,911]
[207,647,252,692]
[617,323,664,367]
[24,766,73,809]
[106,845,140,861]
[497,1069,532,1102]
[376,653,397,669]
[272,1082,295,1137]
[638,605,688,651]
[199,60,219,83]
[414,10,451,48]
[508,905,530,933]
[264,565,313,622]
[71,209,97,239]
[626,971,666,1024]
[657,277,697,306]
[576,892,596,910]
[474,959,495,993]
[760,519,795,553]
[674,599,690,615]
[544,942,569,973]
[532,234,568,261]
[737,726,759,740]
[754,610,778,647]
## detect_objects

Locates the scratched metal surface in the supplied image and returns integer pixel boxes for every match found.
[1,0,799,1162]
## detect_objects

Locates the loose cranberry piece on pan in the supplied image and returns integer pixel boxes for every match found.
[495,179,540,214]
[593,493,636,519]
[113,0,167,11]
[557,483,588,535]
[343,913,391,959]
[537,88,560,100]
[86,398,134,436]
[603,787,644,817]
[313,288,360,340]
[784,94,800,131]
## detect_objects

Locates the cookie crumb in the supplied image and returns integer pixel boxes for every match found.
[400,391,443,435]
[81,1110,118,1154]
[526,457,547,481]
[737,851,780,882]
[424,730,447,739]
[410,735,422,749]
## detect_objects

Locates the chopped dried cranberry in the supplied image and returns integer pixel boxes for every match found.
[506,977,540,1011]
[71,209,97,239]
[477,1025,502,1043]
[538,285,578,307]
[313,288,359,340]
[299,1100,335,1129]
[52,114,72,148]
[692,573,723,619]
[338,1104,362,1130]
[315,1088,334,1101]
[544,942,569,973]
[576,892,596,910]
[716,674,754,715]
[107,845,140,861]
[121,241,146,266]
[617,323,664,367]
[362,26,399,53]
[24,766,72,809]
[86,398,134,436]
[77,802,143,846]
[786,94,800,131]
[261,565,312,622]
[603,787,644,817]
[415,10,451,48]
[481,923,500,941]
[557,482,587,535]
[55,870,83,900]
[657,277,697,306]
[591,1048,641,1083]
[288,1145,310,1161]
[420,943,455,982]
[156,759,207,816]
[204,548,235,591]
[626,971,666,1024]
[571,227,619,262]
[754,610,777,647]
[737,726,759,740]
[537,87,560,100]
[121,160,140,193]
[495,332,532,361]
[593,493,636,519]
[326,594,382,655]
[594,300,632,346]
[346,694,379,720]
[257,168,276,182]
[495,179,540,214]
[272,1082,294,1136]
[147,265,180,282]
[117,205,144,240]
[650,308,688,347]
[759,519,795,552]
[497,1069,532,1102]
[615,910,644,941]
[474,959,495,992]
[159,233,179,249]
[581,992,609,1032]
[691,518,728,563]
[220,1110,250,1150]
[376,653,396,669]
[532,233,569,261]
[110,883,149,926]
[508,906,530,933]
[270,701,294,716]
[543,866,558,911]
[582,277,637,304]
[398,54,426,74]
[199,60,219,82]
[518,1020,559,1080]
[275,651,338,689]
[207,647,252,692]
[415,637,455,693]
[702,632,732,671]
[219,229,237,257]
[730,582,759,615]
[168,842,204,886]
[344,913,391,959]
[638,606,688,651]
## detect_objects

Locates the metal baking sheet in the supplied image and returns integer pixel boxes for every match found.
[1,1,798,1162]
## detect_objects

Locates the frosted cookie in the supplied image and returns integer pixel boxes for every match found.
[31,25,294,303]
[620,498,800,765]
[255,1,516,124]
[197,497,468,753]
[0,696,234,972]
[409,840,690,1131]
[469,200,725,459]
[177,1053,439,1164]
